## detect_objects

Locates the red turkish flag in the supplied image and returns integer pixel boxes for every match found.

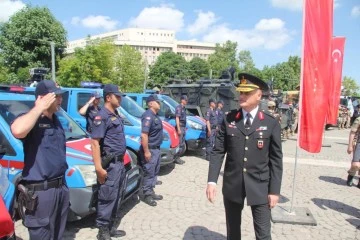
[298,0,333,153]
[326,37,346,125]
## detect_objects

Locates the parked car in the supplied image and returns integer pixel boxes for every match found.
[126,93,206,154]
[0,91,142,221]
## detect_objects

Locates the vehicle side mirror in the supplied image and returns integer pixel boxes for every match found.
[165,109,175,119]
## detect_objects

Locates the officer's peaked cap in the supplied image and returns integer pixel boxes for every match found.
[35,80,66,98]
[103,84,125,97]
[147,94,160,103]
[217,100,224,105]
[236,73,269,92]
[209,98,216,104]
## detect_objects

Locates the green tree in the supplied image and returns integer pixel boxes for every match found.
[0,6,67,78]
[188,57,210,81]
[57,41,116,87]
[342,76,359,96]
[207,40,239,79]
[114,45,145,92]
[148,52,189,87]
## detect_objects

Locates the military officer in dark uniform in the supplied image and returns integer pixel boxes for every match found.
[206,73,283,240]
[79,91,102,132]
[174,95,188,164]
[11,80,69,240]
[205,99,218,161]
[139,94,164,206]
[216,100,225,128]
[91,84,127,240]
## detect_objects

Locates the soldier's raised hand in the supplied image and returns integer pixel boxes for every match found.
[35,93,56,112]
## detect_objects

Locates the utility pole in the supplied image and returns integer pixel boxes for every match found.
[50,41,56,82]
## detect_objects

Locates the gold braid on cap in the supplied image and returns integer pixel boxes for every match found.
[240,76,247,84]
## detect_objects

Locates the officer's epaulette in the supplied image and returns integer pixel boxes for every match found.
[226,109,241,122]
[261,109,276,119]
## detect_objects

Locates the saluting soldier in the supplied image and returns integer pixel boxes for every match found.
[78,91,102,133]
[11,80,69,240]
[206,73,283,240]
[205,98,218,161]
[91,84,127,240]
[139,94,164,206]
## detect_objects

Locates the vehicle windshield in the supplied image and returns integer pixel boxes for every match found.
[121,96,145,118]
[0,100,87,140]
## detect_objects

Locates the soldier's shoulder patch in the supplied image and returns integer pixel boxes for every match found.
[93,115,102,126]
[146,116,151,120]
[94,115,102,120]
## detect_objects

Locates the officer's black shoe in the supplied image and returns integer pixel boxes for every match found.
[110,229,126,238]
[347,174,354,186]
[174,159,185,165]
[152,193,163,200]
[97,226,111,240]
[143,195,157,206]
[156,180,163,185]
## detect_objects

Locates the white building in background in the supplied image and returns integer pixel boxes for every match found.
[66,28,216,65]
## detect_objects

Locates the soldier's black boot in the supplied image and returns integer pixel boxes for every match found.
[346,174,354,186]
[97,226,111,240]
[110,218,126,238]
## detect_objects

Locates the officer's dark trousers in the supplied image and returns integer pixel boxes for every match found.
[174,126,186,160]
[140,148,161,196]
[224,197,271,240]
[206,129,216,161]
[96,161,125,227]
[24,185,69,240]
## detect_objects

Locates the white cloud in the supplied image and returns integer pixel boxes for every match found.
[351,6,360,18]
[203,18,291,50]
[187,10,218,35]
[0,0,25,22]
[128,5,184,31]
[71,15,119,31]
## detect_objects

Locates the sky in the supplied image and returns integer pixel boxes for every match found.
[1,0,359,83]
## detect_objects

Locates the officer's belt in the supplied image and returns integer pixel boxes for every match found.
[148,145,160,149]
[23,176,65,191]
[111,154,124,163]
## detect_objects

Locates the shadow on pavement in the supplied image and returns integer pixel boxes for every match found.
[159,162,175,176]
[335,142,348,146]
[64,195,140,239]
[186,149,206,159]
[279,194,290,204]
[183,226,226,240]
[312,198,360,229]
[318,176,347,186]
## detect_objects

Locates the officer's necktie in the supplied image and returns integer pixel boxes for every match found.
[245,113,252,130]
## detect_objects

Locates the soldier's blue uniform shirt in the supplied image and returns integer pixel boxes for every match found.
[18,113,68,181]
[175,104,186,126]
[141,109,163,147]
[216,108,224,126]
[91,107,126,156]
[205,108,217,128]
[85,105,101,132]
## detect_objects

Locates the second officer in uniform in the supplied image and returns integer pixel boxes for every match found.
[205,98,218,161]
[91,84,127,240]
[140,94,164,206]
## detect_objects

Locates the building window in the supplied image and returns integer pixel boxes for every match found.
[157,47,159,51]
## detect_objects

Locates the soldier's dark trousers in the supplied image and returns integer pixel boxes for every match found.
[24,185,69,240]
[96,161,125,227]
[140,148,161,196]
[174,127,186,160]
[224,197,271,240]
[206,129,216,161]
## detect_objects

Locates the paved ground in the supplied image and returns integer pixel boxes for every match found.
[14,128,360,239]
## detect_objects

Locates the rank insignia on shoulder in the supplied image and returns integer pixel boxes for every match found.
[111,116,117,121]
[39,123,51,128]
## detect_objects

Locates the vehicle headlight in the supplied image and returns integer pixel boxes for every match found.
[188,120,203,130]
[163,131,169,141]
[76,165,96,187]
